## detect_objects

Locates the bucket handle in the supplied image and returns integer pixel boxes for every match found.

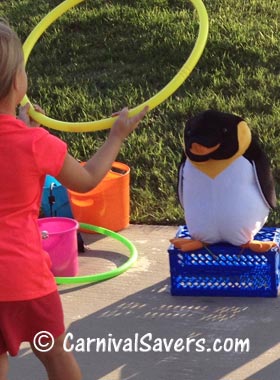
[70,198,94,207]
[110,162,130,176]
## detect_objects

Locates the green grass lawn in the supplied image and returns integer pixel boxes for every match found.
[0,0,279,225]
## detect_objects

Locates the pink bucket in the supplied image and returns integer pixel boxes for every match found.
[38,217,79,277]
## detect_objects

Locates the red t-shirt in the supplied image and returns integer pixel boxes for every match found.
[0,114,67,301]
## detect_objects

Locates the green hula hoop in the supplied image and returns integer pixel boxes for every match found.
[55,223,138,285]
[21,0,209,132]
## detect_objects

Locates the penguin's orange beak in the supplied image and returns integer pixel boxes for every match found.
[190,142,221,156]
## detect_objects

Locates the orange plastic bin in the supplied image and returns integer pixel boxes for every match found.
[68,162,130,232]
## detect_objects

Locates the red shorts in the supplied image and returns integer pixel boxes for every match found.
[0,291,65,356]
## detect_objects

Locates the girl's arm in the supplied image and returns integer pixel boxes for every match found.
[56,106,148,193]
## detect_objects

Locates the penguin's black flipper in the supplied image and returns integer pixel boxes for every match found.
[244,137,277,209]
[177,152,186,208]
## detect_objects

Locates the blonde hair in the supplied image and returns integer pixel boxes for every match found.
[0,19,24,100]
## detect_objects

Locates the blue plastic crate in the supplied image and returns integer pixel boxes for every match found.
[168,226,280,297]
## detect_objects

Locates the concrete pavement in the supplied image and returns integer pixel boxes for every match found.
[10,225,280,380]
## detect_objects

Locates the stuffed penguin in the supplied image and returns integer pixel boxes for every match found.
[173,110,277,253]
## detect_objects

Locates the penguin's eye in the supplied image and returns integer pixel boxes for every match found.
[222,128,228,134]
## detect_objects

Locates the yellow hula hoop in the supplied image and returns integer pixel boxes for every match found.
[21,0,209,132]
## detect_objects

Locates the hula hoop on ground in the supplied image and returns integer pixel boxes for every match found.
[21,0,209,132]
[55,223,138,285]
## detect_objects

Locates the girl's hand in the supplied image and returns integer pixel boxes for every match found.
[56,106,148,193]
[18,103,45,127]
[109,106,149,141]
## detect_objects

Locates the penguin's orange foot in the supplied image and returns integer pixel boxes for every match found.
[170,238,204,251]
[241,240,278,253]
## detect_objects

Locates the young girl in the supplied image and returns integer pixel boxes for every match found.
[0,19,148,380]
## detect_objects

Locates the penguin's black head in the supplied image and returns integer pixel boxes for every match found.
[184,110,245,162]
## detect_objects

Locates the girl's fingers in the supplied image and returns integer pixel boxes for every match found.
[18,103,29,114]
[33,104,45,115]
[132,106,149,123]
[132,106,149,119]
[111,111,120,117]
[23,103,30,111]
[112,106,149,121]
[112,107,128,118]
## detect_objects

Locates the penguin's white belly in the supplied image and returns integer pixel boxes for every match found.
[180,157,269,245]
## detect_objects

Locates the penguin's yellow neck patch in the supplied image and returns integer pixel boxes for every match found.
[188,121,252,179]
